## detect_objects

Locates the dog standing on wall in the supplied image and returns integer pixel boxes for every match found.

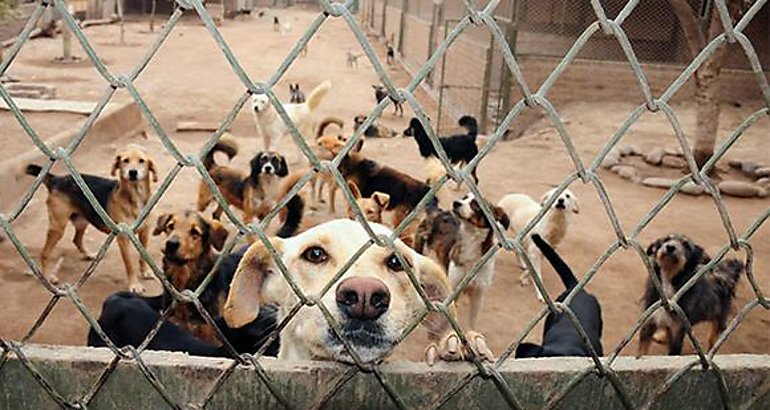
[251,80,332,163]
[497,187,580,302]
[448,193,510,328]
[25,145,158,293]
[637,234,744,357]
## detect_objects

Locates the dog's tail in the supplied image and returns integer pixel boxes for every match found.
[24,164,57,190]
[316,116,344,139]
[458,115,479,138]
[713,259,744,296]
[306,80,332,111]
[276,195,304,238]
[203,134,239,171]
[532,234,578,291]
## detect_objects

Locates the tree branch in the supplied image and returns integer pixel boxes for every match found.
[668,0,706,57]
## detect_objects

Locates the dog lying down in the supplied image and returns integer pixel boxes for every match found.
[515,234,603,358]
[90,220,493,364]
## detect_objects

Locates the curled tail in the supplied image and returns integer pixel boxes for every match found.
[25,164,55,190]
[203,134,239,171]
[532,234,578,290]
[276,195,303,238]
[458,115,479,138]
[306,80,332,111]
[316,116,344,139]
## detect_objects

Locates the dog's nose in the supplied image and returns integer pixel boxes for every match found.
[452,200,461,209]
[263,164,274,173]
[665,244,676,253]
[128,169,138,180]
[165,238,180,254]
[336,277,390,321]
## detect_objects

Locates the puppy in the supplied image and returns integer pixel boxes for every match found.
[251,80,332,163]
[497,187,580,302]
[637,234,744,357]
[414,206,460,272]
[272,16,280,32]
[88,245,281,357]
[385,35,395,65]
[353,114,399,139]
[25,144,158,292]
[289,83,305,104]
[403,116,479,184]
[372,85,404,117]
[223,218,494,363]
[346,181,389,224]
[196,134,289,224]
[516,234,603,358]
[347,52,363,68]
[152,211,229,342]
[449,193,510,328]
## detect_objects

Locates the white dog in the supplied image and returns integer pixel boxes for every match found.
[251,80,332,163]
[497,187,580,302]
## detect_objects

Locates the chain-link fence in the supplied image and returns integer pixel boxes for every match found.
[2,0,770,407]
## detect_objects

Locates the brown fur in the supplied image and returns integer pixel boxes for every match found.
[26,145,157,293]
[346,181,389,224]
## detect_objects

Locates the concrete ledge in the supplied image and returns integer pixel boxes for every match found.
[1,345,768,409]
[0,99,143,212]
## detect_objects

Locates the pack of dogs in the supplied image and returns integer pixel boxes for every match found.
[21,78,747,366]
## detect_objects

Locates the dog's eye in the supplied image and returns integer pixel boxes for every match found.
[302,246,328,264]
[190,228,201,238]
[122,158,129,164]
[167,223,175,231]
[138,158,145,164]
[385,254,404,272]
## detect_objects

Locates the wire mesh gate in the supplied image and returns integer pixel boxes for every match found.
[1,0,770,408]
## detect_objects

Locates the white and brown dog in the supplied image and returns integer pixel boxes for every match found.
[497,187,580,302]
[251,80,332,163]
[223,219,493,364]
[448,193,510,329]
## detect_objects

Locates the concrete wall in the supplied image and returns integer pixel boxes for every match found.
[2,345,769,409]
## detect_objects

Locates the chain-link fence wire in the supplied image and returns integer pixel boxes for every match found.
[1,0,770,407]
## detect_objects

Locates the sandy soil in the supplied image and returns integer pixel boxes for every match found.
[1,7,768,364]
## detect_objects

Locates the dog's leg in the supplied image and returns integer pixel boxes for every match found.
[708,320,724,351]
[637,321,656,358]
[196,181,212,212]
[138,226,152,279]
[41,202,69,284]
[328,183,338,214]
[466,286,484,329]
[71,215,95,261]
[117,235,144,294]
[667,325,685,356]
[212,205,224,221]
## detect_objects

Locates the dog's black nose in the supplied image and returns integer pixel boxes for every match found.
[164,238,180,254]
[665,244,676,253]
[336,277,390,321]
[452,200,461,210]
[128,169,138,180]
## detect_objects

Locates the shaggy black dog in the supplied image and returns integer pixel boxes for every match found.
[637,234,743,356]
[403,115,479,183]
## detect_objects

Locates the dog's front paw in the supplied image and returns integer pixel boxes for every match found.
[81,253,96,261]
[129,281,146,294]
[140,269,154,279]
[424,331,494,365]
[518,272,530,286]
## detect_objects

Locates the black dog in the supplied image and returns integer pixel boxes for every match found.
[638,234,743,356]
[515,234,603,358]
[87,245,280,357]
[403,115,480,184]
[372,85,404,117]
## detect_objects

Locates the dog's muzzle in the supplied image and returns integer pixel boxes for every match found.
[162,239,187,265]
[128,169,138,181]
[262,164,275,174]
[555,199,566,209]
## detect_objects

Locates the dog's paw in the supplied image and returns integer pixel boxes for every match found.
[81,253,96,261]
[47,274,60,285]
[424,331,494,365]
[140,269,154,280]
[652,329,667,344]
[129,281,146,295]
[518,272,530,286]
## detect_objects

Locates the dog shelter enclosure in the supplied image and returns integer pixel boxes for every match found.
[1,0,770,408]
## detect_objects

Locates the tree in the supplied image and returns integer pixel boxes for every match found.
[668,0,745,170]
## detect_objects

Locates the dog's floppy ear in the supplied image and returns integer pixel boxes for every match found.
[373,192,390,209]
[348,180,362,199]
[148,158,158,183]
[111,155,121,177]
[206,218,229,251]
[153,213,173,236]
[572,195,580,214]
[276,156,289,177]
[415,254,454,341]
[223,238,283,328]
[492,205,510,230]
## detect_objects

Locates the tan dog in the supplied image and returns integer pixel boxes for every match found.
[497,187,579,302]
[346,181,389,223]
[25,145,158,293]
[223,219,493,363]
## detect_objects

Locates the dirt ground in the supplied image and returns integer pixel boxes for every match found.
[1,7,769,364]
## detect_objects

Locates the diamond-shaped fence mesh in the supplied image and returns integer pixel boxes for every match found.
[0,0,769,408]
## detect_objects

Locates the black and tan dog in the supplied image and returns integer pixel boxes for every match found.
[403,116,480,184]
[413,206,460,272]
[152,210,231,343]
[353,115,399,139]
[516,234,603,358]
[373,85,404,117]
[638,234,744,357]
[197,134,288,223]
[26,144,158,293]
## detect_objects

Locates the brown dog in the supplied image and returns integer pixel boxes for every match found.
[346,181,389,224]
[197,134,288,223]
[223,219,493,363]
[152,210,229,342]
[25,145,158,293]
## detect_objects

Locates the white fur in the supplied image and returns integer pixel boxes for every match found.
[251,80,331,163]
[497,187,579,302]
